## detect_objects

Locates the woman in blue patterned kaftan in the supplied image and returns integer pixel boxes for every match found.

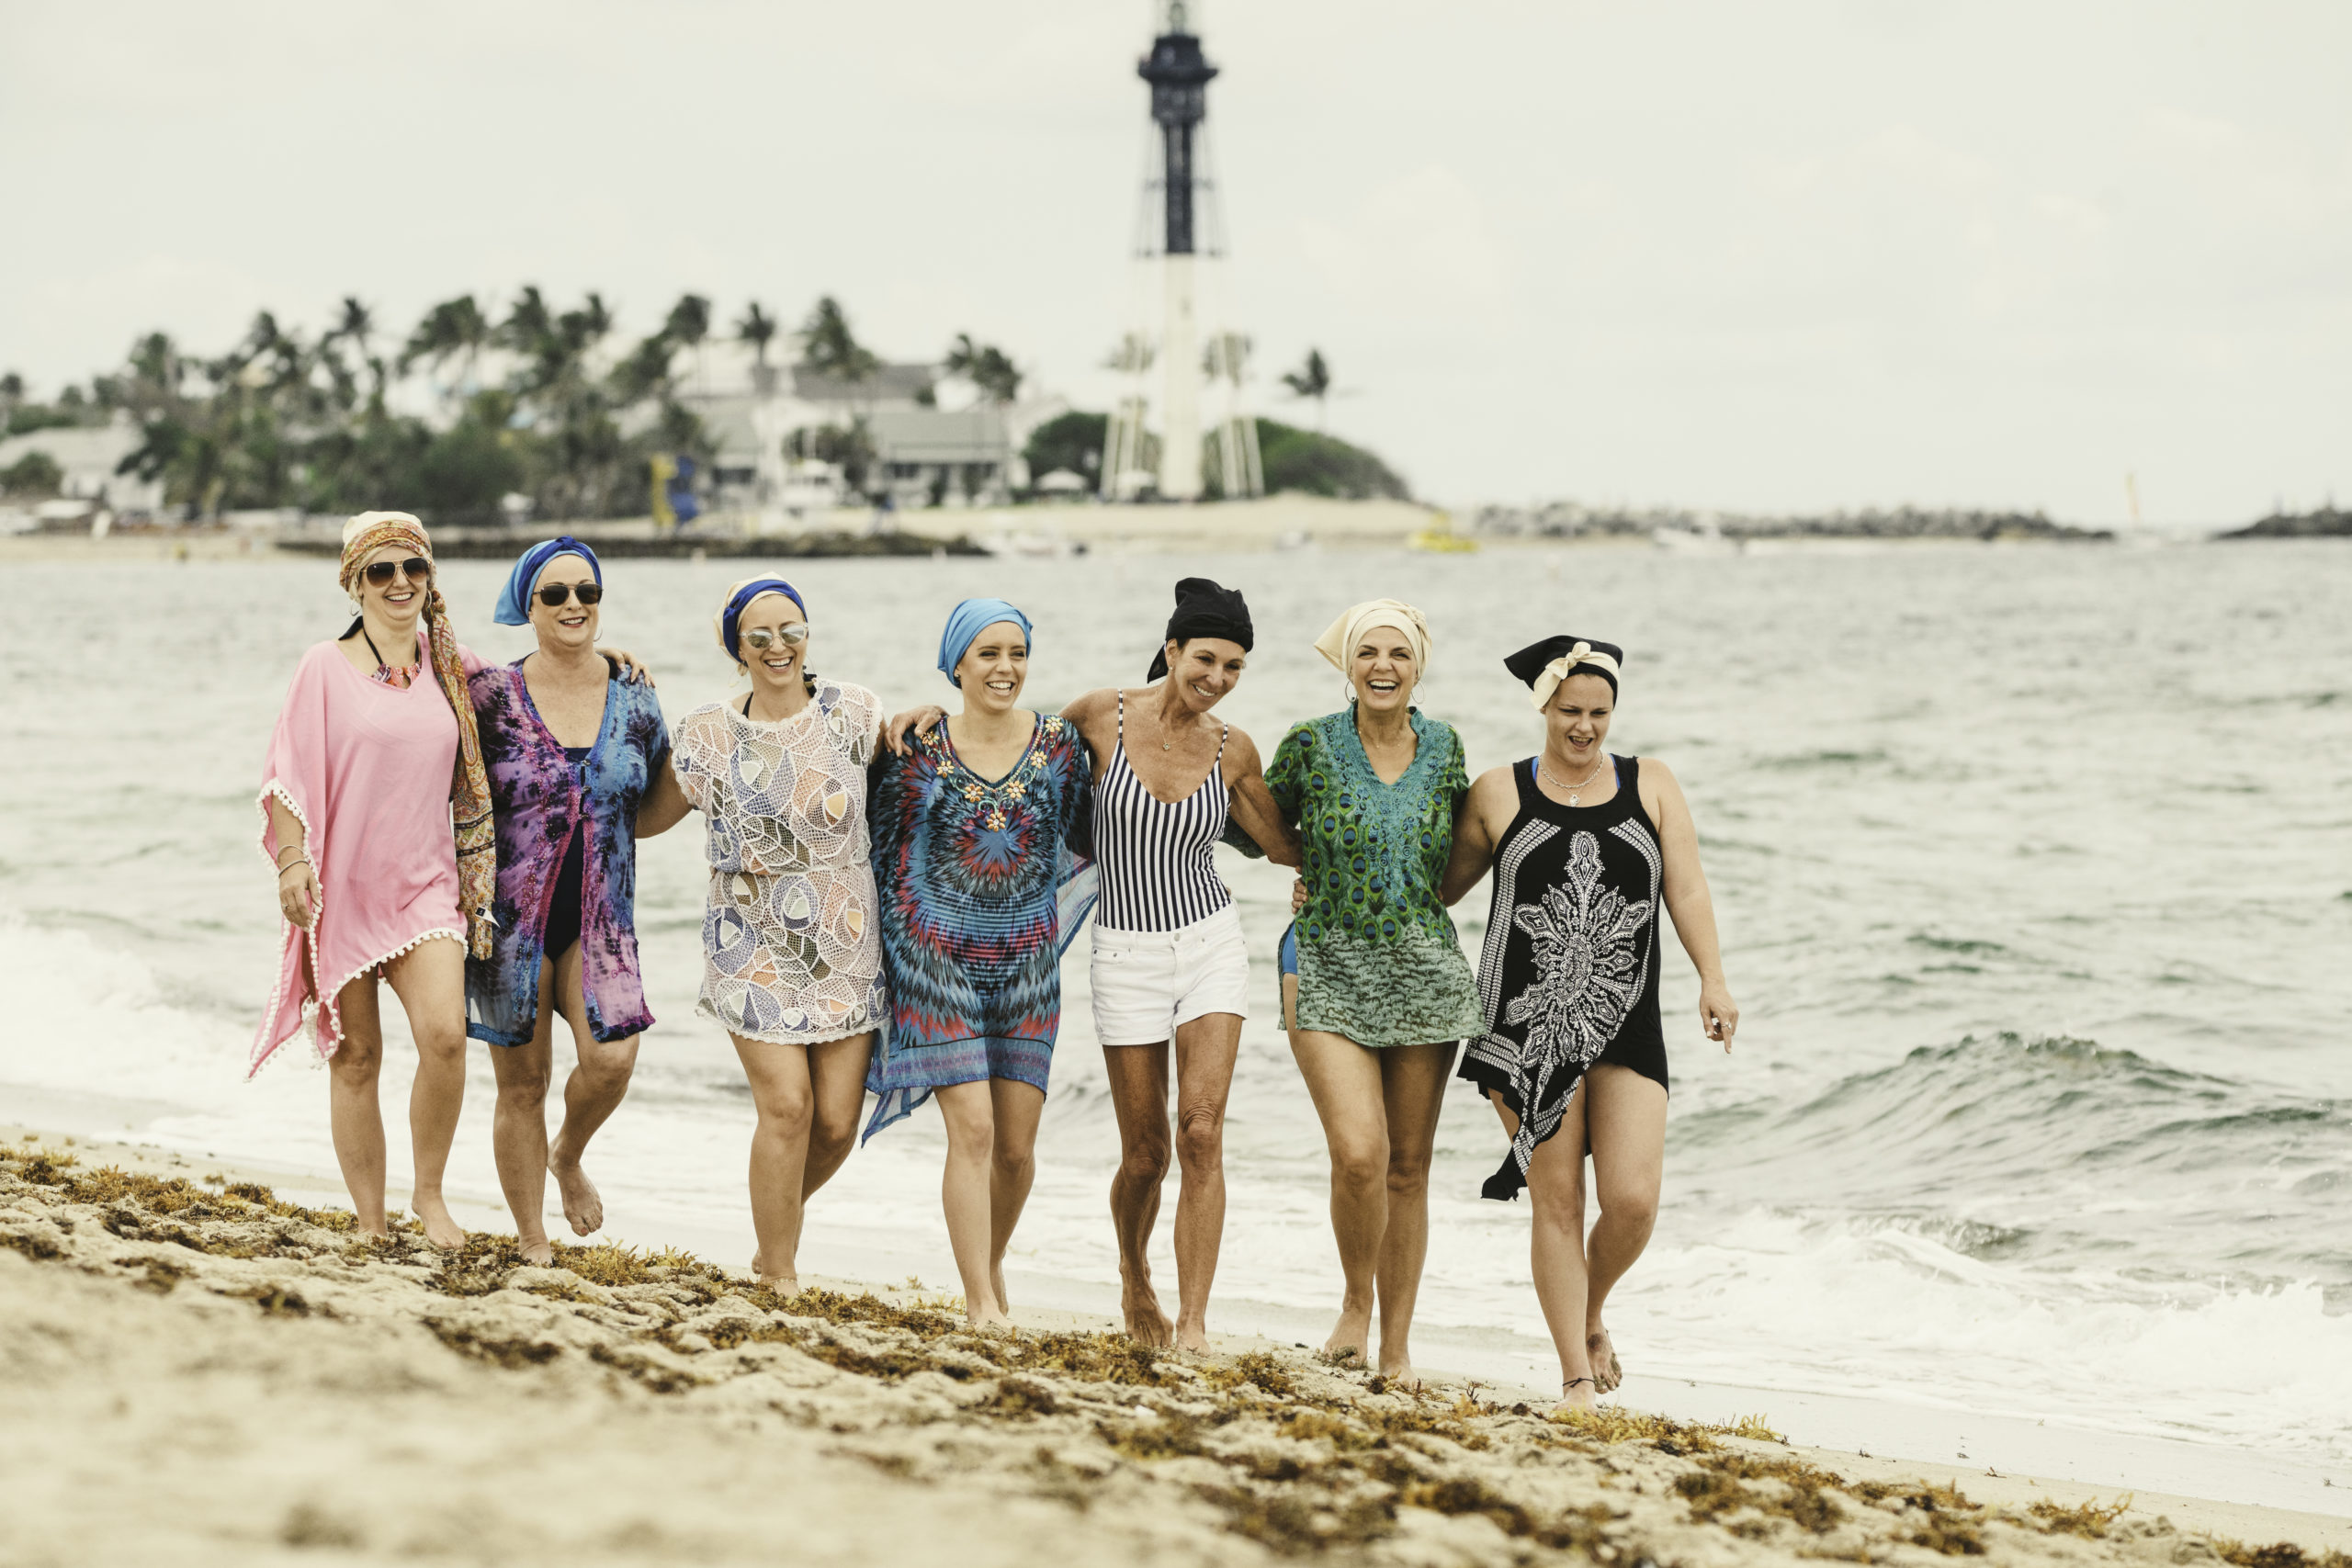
[865,599,1092,1326]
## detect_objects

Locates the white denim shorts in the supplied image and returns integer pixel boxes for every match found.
[1090,904,1250,1046]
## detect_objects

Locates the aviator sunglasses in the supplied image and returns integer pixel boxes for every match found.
[537,581,604,608]
[361,556,432,586]
[740,624,808,651]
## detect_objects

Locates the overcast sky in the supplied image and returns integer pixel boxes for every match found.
[4,1,2345,522]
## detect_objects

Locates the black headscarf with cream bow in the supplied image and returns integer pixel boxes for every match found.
[1504,635,1625,708]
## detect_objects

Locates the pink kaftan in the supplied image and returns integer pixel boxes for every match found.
[252,635,483,1074]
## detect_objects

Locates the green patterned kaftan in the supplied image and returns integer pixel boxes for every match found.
[1264,708,1483,1047]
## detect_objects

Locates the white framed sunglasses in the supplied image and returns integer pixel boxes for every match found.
[740,624,809,651]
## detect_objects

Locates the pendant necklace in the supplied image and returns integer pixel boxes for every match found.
[362,626,418,687]
[1540,753,1608,807]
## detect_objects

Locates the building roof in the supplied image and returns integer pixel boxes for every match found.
[865,408,1009,465]
[790,362,935,405]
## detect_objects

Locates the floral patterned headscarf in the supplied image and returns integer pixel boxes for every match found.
[338,511,496,959]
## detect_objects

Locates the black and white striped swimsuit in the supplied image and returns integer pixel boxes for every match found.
[1093,690,1231,931]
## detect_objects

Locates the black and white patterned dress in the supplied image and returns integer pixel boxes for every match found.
[1458,755,1665,1201]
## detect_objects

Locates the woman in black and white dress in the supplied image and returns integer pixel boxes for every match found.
[1442,635,1739,1411]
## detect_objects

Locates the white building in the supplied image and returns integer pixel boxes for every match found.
[0,415,165,517]
[675,341,1065,516]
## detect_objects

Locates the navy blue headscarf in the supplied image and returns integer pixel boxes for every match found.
[715,577,808,662]
[494,536,601,626]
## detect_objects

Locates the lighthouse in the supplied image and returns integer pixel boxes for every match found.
[1104,2,1260,504]
[1139,6,1214,501]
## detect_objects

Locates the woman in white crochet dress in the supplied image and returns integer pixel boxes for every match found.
[671,577,886,1292]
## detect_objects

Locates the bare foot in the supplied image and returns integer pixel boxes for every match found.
[989,1258,1011,1314]
[1552,1376,1599,1416]
[752,1252,799,1297]
[518,1236,555,1267]
[1173,1318,1210,1354]
[1377,1353,1423,1391]
[548,1148,603,1236]
[1320,1303,1372,1366]
[411,1196,466,1251]
[967,1303,1013,1331]
[1587,1325,1623,1393]
[1121,1281,1174,1347]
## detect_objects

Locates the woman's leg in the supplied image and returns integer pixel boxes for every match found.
[1169,1010,1242,1353]
[1101,1041,1173,1346]
[986,1077,1046,1314]
[1578,1064,1667,1393]
[1371,1041,1459,1382]
[731,1035,814,1289]
[933,1080,1005,1325]
[326,972,389,1237]
[384,937,469,1249]
[1286,1026,1390,1363]
[545,942,639,1237]
[792,1032,873,1260]
[1490,1083,1597,1410]
[489,987,558,1263]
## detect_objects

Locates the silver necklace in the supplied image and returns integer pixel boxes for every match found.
[1539,753,1608,806]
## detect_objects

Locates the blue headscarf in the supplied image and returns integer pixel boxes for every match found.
[937,598,1034,687]
[717,577,808,662]
[494,536,602,626]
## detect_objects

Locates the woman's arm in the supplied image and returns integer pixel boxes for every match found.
[634,754,693,838]
[1647,760,1738,1049]
[266,794,322,928]
[1224,731,1300,867]
[1439,768,1510,906]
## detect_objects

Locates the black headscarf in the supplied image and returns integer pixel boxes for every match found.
[1504,634,1625,705]
[1148,577,1255,680]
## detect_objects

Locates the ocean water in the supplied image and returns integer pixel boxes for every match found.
[2,540,2346,1469]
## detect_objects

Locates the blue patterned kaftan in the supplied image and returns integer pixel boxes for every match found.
[863,714,1093,1137]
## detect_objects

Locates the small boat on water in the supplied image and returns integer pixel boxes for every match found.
[1408,511,1479,553]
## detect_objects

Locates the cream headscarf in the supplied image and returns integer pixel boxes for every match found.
[1313,598,1432,678]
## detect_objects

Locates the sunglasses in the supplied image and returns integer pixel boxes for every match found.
[740,624,809,651]
[537,582,604,608]
[362,556,432,587]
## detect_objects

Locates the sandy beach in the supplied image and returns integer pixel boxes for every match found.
[6,1129,2341,1568]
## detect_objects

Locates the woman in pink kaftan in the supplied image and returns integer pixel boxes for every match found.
[255,511,494,1248]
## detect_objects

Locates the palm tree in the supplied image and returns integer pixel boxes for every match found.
[944,333,1023,404]
[738,301,778,367]
[399,295,491,395]
[800,296,878,384]
[1281,348,1332,429]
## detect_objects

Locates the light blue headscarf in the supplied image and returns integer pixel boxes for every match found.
[494,536,602,626]
[937,598,1033,686]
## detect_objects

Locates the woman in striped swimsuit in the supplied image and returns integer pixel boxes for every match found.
[1059,577,1297,1348]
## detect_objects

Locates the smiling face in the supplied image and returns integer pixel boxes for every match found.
[955,621,1028,716]
[736,592,810,694]
[1163,637,1247,713]
[1544,672,1616,771]
[528,554,598,654]
[357,543,430,626]
[1350,625,1419,716]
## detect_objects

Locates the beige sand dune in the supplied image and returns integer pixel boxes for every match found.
[3,1132,2341,1568]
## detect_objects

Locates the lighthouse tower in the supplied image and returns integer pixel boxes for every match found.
[1104,2,1261,503]
[1140,7,1213,501]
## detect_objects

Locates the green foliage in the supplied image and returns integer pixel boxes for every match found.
[6,403,90,436]
[1280,347,1331,401]
[1255,417,1408,501]
[1022,411,1106,483]
[786,420,876,492]
[0,450,62,496]
[801,296,878,382]
[944,333,1022,403]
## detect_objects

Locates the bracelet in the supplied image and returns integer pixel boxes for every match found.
[276,845,307,868]
[277,857,311,879]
